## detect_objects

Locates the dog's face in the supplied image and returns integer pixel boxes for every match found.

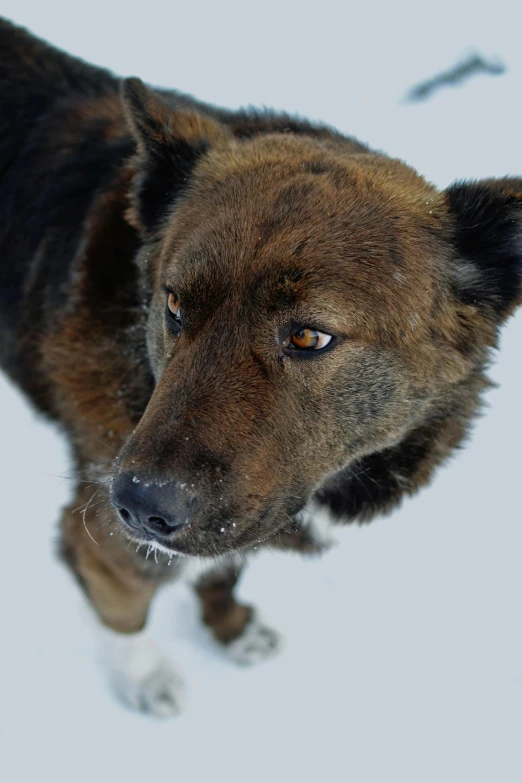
[110,79,522,557]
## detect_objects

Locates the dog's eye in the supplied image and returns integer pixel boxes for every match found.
[167,293,180,319]
[288,328,333,351]
[165,291,182,333]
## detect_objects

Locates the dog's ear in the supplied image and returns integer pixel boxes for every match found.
[121,77,229,234]
[445,177,522,321]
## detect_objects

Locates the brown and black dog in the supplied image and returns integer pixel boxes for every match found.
[1,19,521,716]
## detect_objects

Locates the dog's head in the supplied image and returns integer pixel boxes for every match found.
[110,78,522,557]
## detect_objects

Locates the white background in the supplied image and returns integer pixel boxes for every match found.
[1,2,521,781]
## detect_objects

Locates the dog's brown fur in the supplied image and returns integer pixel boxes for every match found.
[1,20,521,651]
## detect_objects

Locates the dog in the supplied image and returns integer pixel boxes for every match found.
[1,18,521,717]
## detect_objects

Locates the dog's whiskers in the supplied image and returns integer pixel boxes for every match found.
[43,473,104,487]
[80,489,101,546]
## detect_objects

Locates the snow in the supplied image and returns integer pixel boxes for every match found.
[1,1,521,781]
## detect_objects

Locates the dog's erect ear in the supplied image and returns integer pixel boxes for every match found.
[445,177,522,321]
[121,77,229,234]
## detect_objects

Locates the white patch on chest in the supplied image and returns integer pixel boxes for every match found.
[297,500,338,549]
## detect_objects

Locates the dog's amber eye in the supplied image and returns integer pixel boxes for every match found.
[290,328,332,351]
[165,291,182,334]
[167,293,180,319]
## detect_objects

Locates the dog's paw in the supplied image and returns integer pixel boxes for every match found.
[110,655,183,718]
[225,613,284,665]
[100,628,183,718]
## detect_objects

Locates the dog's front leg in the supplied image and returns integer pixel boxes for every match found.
[59,486,183,717]
[193,557,283,665]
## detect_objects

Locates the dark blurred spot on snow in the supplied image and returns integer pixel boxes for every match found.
[405,53,506,102]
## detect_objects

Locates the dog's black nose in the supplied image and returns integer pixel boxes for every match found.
[110,472,196,539]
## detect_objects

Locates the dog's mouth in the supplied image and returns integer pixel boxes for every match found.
[141,536,188,559]
[118,524,190,558]
[110,471,308,557]
[109,465,309,557]
[116,510,293,559]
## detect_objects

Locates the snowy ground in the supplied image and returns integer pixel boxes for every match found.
[1,2,521,781]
